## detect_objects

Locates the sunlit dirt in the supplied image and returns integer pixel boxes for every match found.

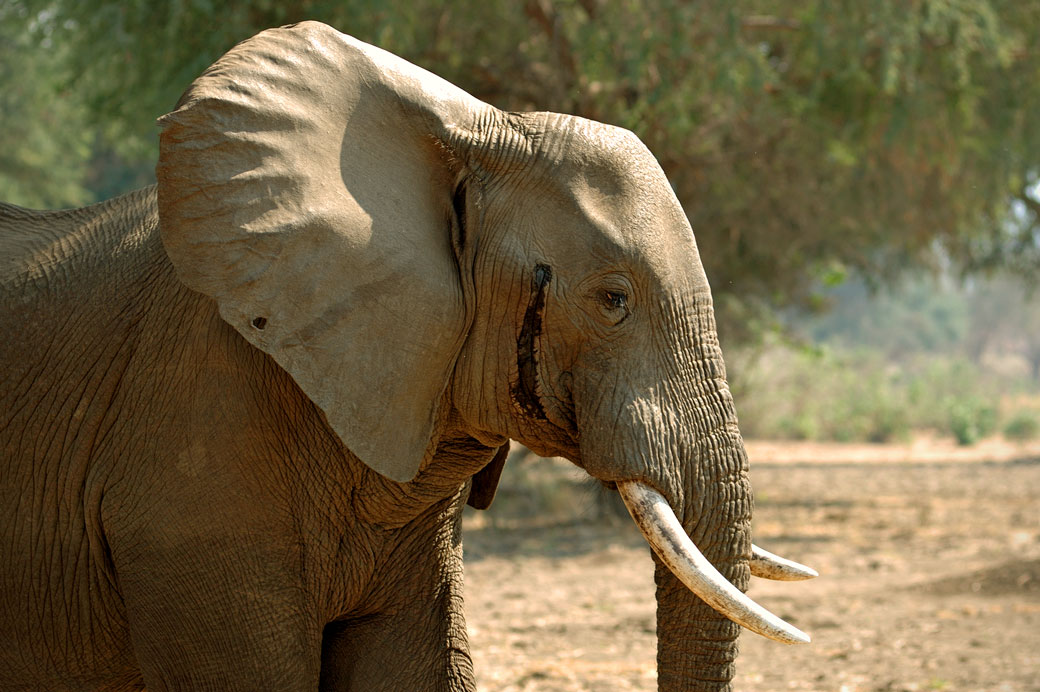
[463,439,1040,691]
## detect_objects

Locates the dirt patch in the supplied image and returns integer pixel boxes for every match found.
[463,441,1040,691]
[744,436,1040,466]
[913,559,1040,598]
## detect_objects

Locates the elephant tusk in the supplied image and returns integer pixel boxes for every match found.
[750,544,818,581]
[617,481,811,645]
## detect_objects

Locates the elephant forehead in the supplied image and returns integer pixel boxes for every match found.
[540,119,703,281]
[562,172,706,293]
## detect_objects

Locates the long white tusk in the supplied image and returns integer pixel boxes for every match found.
[617,481,810,645]
[750,544,818,581]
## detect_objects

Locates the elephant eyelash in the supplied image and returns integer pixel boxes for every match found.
[605,291,628,310]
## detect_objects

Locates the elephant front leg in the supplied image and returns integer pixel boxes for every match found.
[319,509,475,691]
[115,545,323,691]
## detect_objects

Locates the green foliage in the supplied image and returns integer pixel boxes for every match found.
[808,277,970,357]
[731,343,1032,444]
[0,4,93,207]
[732,270,1040,445]
[1004,411,1040,441]
[947,398,997,446]
[3,1,1040,336]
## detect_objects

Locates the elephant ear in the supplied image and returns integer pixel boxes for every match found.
[156,22,495,482]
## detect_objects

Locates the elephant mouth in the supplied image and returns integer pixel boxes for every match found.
[617,481,814,644]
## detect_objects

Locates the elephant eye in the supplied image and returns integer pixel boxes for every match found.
[605,290,628,310]
[587,274,633,326]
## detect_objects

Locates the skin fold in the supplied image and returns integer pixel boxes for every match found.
[1,21,777,691]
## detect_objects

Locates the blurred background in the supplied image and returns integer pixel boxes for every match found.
[3,2,1038,689]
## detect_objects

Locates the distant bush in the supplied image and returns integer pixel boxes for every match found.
[1004,412,1040,441]
[947,400,997,446]
[730,343,1029,445]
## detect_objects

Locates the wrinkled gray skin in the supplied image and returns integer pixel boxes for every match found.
[1,22,753,691]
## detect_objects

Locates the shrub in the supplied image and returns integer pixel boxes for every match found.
[947,399,998,446]
[948,403,980,446]
[730,344,1015,445]
[1004,411,1040,441]
[866,403,911,443]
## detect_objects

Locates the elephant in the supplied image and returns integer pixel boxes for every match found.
[0,21,815,692]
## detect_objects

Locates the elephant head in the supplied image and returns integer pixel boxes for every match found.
[157,21,812,690]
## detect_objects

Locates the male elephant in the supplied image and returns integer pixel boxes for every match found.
[0,21,814,692]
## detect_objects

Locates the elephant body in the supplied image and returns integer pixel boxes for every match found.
[1,188,489,689]
[1,22,811,691]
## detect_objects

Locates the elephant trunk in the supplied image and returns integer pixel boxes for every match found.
[579,381,757,689]
[654,555,742,691]
[648,422,754,692]
[577,296,811,689]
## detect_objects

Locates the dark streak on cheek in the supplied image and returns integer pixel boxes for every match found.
[513,263,552,419]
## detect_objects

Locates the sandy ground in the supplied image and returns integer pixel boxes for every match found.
[461,439,1040,691]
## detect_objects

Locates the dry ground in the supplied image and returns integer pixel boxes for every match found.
[462,439,1040,691]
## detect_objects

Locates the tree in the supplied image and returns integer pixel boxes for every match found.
[4,0,1040,339]
[966,274,1040,381]
[806,277,968,359]
[0,4,93,207]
